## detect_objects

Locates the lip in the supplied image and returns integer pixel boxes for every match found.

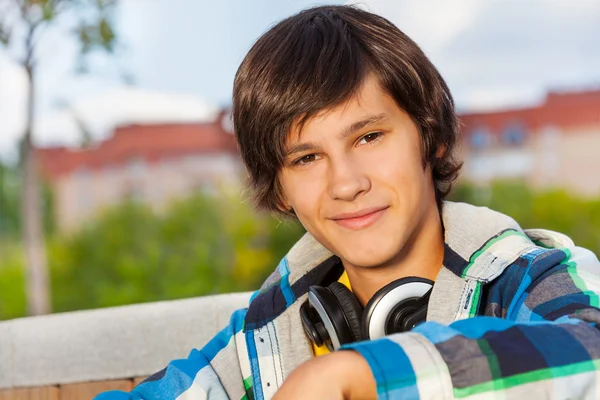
[329,206,389,230]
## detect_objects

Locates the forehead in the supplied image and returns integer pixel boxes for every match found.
[286,75,395,144]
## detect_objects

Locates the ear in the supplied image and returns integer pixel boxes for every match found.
[275,179,295,215]
[275,197,294,214]
[276,205,296,217]
[276,205,294,214]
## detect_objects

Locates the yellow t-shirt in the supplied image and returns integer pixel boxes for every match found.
[312,270,352,356]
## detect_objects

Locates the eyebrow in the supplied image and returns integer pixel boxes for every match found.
[285,113,389,158]
[338,113,388,140]
[285,142,320,158]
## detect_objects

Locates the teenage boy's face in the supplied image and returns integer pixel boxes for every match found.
[279,75,439,270]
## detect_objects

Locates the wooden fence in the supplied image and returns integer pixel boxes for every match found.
[0,376,147,399]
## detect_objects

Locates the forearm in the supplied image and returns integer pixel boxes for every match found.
[342,315,600,399]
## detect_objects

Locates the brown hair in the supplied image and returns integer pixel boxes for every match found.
[233,5,462,215]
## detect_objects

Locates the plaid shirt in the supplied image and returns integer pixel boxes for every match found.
[96,202,600,399]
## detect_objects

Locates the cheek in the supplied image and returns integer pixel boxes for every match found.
[282,175,321,218]
[367,147,423,189]
[292,194,328,246]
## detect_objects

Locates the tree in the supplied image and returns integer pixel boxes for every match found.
[0,0,118,315]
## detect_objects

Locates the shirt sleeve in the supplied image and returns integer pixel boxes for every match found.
[94,308,249,400]
[341,246,600,400]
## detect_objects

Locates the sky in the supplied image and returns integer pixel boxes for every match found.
[0,0,599,160]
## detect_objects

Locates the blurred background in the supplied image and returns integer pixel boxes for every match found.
[0,0,599,320]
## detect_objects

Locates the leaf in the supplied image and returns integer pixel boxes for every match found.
[75,23,93,53]
[0,23,11,46]
[74,15,117,55]
[41,2,56,21]
[98,17,115,51]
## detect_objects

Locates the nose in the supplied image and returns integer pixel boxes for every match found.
[327,156,371,201]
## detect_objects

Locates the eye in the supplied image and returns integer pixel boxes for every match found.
[293,154,320,166]
[357,131,383,145]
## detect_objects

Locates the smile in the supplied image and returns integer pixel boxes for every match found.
[330,206,389,230]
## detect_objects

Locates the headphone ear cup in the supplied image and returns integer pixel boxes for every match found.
[361,277,434,340]
[328,281,363,342]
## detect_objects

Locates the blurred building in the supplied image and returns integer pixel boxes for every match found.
[459,88,600,196]
[37,112,243,232]
[37,88,600,231]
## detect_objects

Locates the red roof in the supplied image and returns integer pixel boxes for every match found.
[460,88,600,136]
[37,119,239,180]
[38,89,600,180]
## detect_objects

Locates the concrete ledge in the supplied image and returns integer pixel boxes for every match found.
[0,292,252,389]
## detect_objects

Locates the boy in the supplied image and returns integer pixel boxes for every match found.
[98,5,600,399]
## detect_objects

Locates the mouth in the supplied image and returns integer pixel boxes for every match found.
[329,206,389,230]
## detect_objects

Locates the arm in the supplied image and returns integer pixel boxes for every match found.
[94,308,249,400]
[341,246,600,399]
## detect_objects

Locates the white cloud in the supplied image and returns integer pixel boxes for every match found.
[36,86,220,147]
[0,63,220,157]
[350,0,483,55]
[456,86,544,113]
[350,0,600,110]
[71,87,219,137]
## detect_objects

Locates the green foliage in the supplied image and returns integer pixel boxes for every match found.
[0,164,20,237]
[449,181,600,257]
[0,22,10,46]
[0,241,27,319]
[77,17,117,54]
[0,193,305,319]
[1,181,598,321]
[0,162,55,238]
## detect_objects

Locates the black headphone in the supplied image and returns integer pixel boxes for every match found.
[300,276,434,351]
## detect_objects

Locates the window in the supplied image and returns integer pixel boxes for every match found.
[469,126,492,150]
[502,122,526,146]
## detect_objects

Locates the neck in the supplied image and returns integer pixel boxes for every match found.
[344,202,444,307]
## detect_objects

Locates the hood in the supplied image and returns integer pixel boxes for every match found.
[245,201,572,329]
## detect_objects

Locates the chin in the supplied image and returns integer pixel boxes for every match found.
[338,239,402,269]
